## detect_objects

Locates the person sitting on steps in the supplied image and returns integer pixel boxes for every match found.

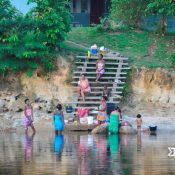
[102,85,111,101]
[78,74,91,102]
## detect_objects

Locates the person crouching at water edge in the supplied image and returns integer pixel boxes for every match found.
[97,96,108,125]
[77,74,91,102]
[23,99,36,135]
[108,107,122,134]
[53,104,65,135]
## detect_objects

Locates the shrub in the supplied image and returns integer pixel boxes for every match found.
[0,0,71,75]
[170,52,175,65]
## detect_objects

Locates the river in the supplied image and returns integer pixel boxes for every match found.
[0,130,175,175]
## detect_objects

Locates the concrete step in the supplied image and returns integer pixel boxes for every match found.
[78,96,122,100]
[76,56,128,61]
[74,71,127,75]
[73,91,123,95]
[72,76,126,80]
[73,74,124,78]
[74,107,98,110]
[72,81,125,85]
[77,67,130,70]
[67,101,119,105]
[75,62,128,66]
[73,86,124,90]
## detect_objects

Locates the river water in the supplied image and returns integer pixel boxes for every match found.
[0,130,175,175]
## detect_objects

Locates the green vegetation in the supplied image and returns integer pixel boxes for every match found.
[110,0,147,27]
[170,52,175,65]
[0,0,71,76]
[110,0,175,34]
[68,27,175,68]
[146,0,175,34]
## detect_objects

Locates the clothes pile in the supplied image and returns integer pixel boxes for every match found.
[77,108,89,124]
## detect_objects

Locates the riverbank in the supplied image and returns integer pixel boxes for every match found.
[1,67,175,130]
[1,28,175,130]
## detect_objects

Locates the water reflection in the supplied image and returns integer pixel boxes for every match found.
[137,131,142,151]
[0,131,175,175]
[108,135,119,160]
[54,135,64,161]
[23,133,35,162]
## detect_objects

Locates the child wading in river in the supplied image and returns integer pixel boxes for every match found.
[53,104,65,135]
[136,114,142,130]
[24,99,36,134]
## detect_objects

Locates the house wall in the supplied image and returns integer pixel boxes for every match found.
[71,0,90,13]
[141,15,175,33]
[71,0,91,27]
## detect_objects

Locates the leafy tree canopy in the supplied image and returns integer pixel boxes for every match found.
[0,0,71,76]
[110,0,175,34]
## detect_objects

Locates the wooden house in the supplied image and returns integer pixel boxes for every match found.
[71,0,111,27]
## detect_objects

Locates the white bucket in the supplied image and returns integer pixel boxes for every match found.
[87,116,94,125]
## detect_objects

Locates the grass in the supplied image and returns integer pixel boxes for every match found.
[66,27,175,69]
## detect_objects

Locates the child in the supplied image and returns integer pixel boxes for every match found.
[136,114,142,130]
[102,85,110,101]
[97,96,107,125]
[53,104,65,135]
[24,98,36,134]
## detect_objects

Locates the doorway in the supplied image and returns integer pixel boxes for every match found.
[90,0,105,24]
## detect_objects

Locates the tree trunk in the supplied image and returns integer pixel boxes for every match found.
[157,14,167,35]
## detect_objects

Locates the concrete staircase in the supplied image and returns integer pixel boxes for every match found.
[68,52,129,113]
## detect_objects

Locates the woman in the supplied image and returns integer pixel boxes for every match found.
[53,104,65,135]
[96,54,105,82]
[108,107,122,134]
[23,98,36,135]
[97,96,108,125]
[78,74,91,102]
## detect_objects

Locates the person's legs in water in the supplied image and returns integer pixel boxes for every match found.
[55,130,58,135]
[31,123,36,134]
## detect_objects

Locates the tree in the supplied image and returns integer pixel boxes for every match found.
[110,0,149,27]
[0,0,71,76]
[27,0,71,50]
[0,0,19,20]
[146,0,175,34]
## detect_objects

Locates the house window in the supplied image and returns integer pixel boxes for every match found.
[81,0,88,13]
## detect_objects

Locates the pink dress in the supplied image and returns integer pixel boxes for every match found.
[96,62,105,75]
[80,79,91,93]
[24,108,33,128]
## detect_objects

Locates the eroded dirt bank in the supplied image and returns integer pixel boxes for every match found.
[122,67,175,119]
[1,65,175,130]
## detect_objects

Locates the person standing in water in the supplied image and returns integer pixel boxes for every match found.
[108,107,121,134]
[53,104,65,135]
[97,96,108,125]
[96,54,105,83]
[24,99,36,135]
[136,114,142,130]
